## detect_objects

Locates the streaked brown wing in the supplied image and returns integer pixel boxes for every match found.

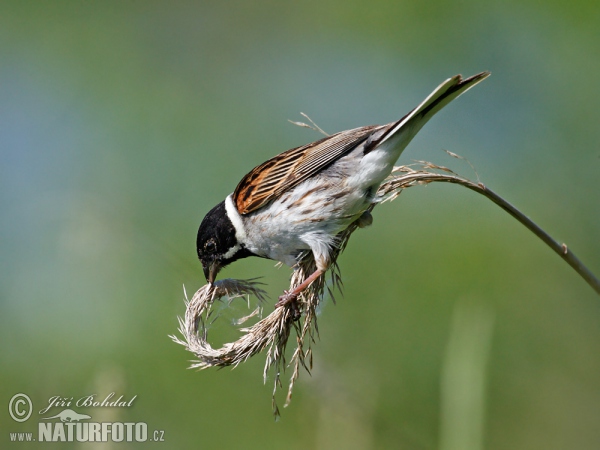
[233,125,379,214]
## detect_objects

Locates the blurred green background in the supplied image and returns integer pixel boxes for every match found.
[2,1,599,449]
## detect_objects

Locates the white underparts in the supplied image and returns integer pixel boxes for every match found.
[225,194,247,242]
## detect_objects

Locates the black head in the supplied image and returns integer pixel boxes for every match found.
[196,200,253,283]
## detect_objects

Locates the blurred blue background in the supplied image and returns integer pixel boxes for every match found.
[1,1,599,449]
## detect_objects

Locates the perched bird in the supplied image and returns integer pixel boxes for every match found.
[197,72,489,308]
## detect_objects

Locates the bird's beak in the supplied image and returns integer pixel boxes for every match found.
[203,261,221,284]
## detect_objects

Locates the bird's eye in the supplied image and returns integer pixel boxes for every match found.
[205,240,216,252]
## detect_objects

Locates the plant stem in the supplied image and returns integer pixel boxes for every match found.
[386,172,600,295]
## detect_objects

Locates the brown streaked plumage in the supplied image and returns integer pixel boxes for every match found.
[233,125,379,214]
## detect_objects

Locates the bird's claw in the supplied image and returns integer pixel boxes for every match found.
[276,291,301,321]
[275,290,296,307]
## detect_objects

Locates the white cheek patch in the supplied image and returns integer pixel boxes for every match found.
[225,194,247,242]
[223,243,242,260]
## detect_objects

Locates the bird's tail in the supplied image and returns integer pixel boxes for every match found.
[369,71,490,153]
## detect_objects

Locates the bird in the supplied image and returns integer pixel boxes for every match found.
[196,72,490,310]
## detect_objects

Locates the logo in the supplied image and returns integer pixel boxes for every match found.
[7,392,165,443]
[9,394,32,423]
[41,409,91,422]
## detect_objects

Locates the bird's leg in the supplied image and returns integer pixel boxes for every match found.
[276,268,325,314]
[356,210,373,228]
